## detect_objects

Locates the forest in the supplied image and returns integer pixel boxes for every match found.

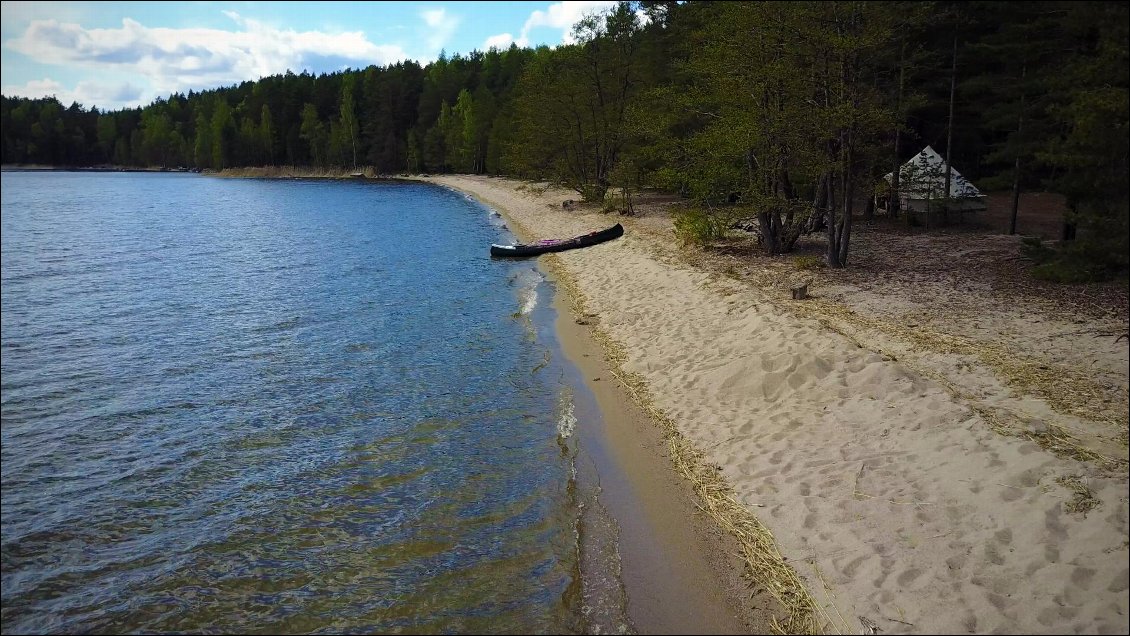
[2,1,1127,278]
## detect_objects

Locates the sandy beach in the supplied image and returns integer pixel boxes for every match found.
[425,174,1129,635]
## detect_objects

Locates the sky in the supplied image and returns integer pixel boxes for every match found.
[0,1,620,111]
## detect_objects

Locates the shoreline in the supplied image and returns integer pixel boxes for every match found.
[430,176,802,632]
[547,259,772,634]
[431,176,775,632]
[421,174,1129,635]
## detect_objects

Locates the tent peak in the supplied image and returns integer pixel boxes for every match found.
[884,146,983,200]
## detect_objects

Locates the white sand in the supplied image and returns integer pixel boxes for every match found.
[428,175,1129,635]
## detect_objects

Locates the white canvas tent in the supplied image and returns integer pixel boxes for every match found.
[882,145,986,215]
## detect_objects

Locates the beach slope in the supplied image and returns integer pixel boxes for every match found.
[427,174,1129,635]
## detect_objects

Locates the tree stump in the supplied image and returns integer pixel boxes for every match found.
[790,282,809,300]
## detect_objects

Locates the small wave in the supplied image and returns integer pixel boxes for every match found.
[511,268,544,316]
[250,316,302,334]
[486,210,507,229]
[555,390,577,440]
[517,286,538,316]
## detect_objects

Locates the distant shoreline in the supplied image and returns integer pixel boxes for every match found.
[0,165,408,179]
[1,164,197,173]
[214,166,402,180]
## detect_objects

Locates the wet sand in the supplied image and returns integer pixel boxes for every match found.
[552,283,773,634]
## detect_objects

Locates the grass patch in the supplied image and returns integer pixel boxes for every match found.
[794,255,824,270]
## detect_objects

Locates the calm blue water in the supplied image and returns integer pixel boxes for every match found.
[0,172,618,633]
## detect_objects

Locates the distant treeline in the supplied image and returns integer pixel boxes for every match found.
[3,1,1126,275]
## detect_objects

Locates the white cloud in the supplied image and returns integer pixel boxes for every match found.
[1,77,144,110]
[1,78,67,101]
[483,33,514,50]
[514,1,617,47]
[3,13,410,104]
[420,8,459,54]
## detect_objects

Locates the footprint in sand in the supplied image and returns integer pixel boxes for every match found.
[896,567,923,588]
[1107,568,1128,593]
[1071,567,1097,588]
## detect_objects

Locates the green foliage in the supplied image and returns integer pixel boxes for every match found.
[1034,1,1130,280]
[338,75,359,168]
[299,103,326,167]
[210,100,234,169]
[259,105,275,165]
[671,1,902,262]
[192,111,211,169]
[506,2,643,194]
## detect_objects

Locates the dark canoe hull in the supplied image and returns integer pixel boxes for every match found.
[490,223,624,257]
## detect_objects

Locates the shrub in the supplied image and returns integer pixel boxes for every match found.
[580,183,608,202]
[1022,234,1128,283]
[673,206,728,245]
[1020,236,1056,265]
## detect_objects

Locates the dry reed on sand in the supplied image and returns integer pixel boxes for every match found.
[789,296,1127,472]
[641,217,1127,471]
[667,232,1127,473]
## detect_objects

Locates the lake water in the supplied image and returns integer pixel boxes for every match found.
[0,172,629,633]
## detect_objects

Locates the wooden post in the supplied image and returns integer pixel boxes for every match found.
[791,283,808,300]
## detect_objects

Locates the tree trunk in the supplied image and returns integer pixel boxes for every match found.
[758,211,780,254]
[889,40,906,219]
[826,170,839,267]
[811,173,829,232]
[1008,65,1027,235]
[943,35,957,224]
[1062,204,1077,243]
[838,158,854,266]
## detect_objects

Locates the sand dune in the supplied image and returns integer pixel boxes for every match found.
[429,175,1129,635]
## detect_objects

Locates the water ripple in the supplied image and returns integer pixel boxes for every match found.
[1,173,591,634]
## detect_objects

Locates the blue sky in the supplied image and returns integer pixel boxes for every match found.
[1,1,619,111]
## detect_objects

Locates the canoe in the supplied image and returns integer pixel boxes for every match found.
[490,223,624,257]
